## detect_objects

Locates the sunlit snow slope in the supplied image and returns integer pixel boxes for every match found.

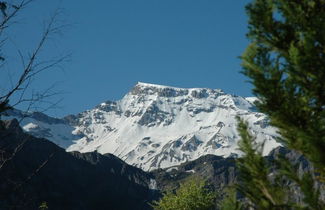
[5,82,280,171]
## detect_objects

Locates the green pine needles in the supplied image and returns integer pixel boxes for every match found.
[241,0,325,178]
[233,118,324,209]
[233,1,325,208]
[236,118,289,209]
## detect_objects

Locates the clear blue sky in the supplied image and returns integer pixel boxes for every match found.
[5,0,252,117]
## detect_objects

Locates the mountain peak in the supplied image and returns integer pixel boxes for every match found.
[136,82,178,89]
[7,82,280,171]
[130,82,224,98]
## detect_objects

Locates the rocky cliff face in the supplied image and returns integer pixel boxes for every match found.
[152,147,324,206]
[151,154,237,192]
[3,82,280,171]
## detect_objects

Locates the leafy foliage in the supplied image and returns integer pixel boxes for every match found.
[238,1,325,199]
[234,118,324,209]
[235,118,290,209]
[151,177,215,210]
[218,187,242,210]
[241,0,325,178]
[275,154,323,209]
[39,201,48,210]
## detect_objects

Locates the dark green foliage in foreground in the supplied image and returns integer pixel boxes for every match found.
[236,119,288,209]
[241,0,325,179]
[218,187,242,210]
[151,177,215,210]
[39,202,48,210]
[230,119,324,209]
[236,0,325,208]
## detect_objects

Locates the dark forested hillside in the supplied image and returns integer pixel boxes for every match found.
[0,119,158,210]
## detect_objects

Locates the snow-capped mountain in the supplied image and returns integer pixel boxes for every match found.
[3,82,280,171]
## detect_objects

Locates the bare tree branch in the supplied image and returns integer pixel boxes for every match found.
[0,4,69,209]
[0,0,34,34]
[0,136,27,170]
[13,152,55,191]
[0,3,70,114]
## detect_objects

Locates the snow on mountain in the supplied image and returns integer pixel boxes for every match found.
[2,109,81,148]
[3,82,280,171]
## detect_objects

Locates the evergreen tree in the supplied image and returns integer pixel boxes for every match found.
[235,119,292,209]
[234,1,325,208]
[151,177,215,210]
[241,0,325,180]
[234,118,324,209]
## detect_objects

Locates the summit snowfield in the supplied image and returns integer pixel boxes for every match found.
[5,82,280,171]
